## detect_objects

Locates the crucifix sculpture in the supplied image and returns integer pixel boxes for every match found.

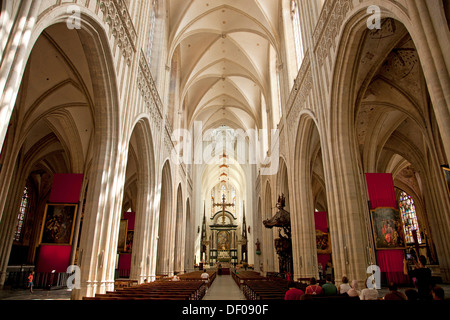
[213,194,235,225]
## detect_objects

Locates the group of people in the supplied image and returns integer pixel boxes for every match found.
[285,275,445,301]
[284,276,342,300]
[285,255,447,301]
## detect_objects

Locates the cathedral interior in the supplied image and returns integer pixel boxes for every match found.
[0,0,449,301]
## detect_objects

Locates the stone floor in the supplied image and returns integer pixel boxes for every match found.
[203,274,246,300]
[0,287,73,300]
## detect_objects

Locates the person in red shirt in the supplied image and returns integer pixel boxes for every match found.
[305,277,323,296]
[27,271,34,293]
[284,281,305,300]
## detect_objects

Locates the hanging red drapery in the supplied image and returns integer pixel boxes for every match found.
[365,173,397,209]
[49,173,84,204]
[365,173,408,285]
[315,211,331,274]
[37,174,84,278]
[376,250,409,284]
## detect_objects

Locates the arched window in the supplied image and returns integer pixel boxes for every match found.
[146,0,158,67]
[398,191,422,244]
[221,184,227,200]
[14,187,29,242]
[231,187,236,213]
[291,0,304,70]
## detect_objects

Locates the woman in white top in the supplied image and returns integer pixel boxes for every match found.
[201,269,210,285]
[339,276,352,294]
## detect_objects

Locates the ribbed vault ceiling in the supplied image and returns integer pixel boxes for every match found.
[168,0,280,132]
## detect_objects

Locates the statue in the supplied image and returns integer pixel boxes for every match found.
[255,238,261,255]
[263,194,291,239]
[263,194,293,275]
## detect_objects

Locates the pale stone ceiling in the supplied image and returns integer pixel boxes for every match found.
[168,0,280,131]
[167,1,280,200]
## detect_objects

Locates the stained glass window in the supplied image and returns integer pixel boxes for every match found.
[291,0,304,69]
[221,184,227,200]
[398,191,422,244]
[211,189,215,215]
[231,187,236,213]
[146,0,158,66]
[14,187,29,242]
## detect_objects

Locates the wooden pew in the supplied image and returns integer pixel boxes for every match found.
[232,270,265,288]
[83,279,206,301]
[242,279,291,300]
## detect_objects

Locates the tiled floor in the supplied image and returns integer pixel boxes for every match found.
[0,275,247,301]
[203,274,246,300]
[0,288,72,300]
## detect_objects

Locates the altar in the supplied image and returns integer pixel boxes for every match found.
[208,210,239,266]
[218,250,231,262]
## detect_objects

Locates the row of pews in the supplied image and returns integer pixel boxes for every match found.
[243,279,294,300]
[178,270,216,284]
[82,271,216,300]
[231,270,265,288]
[242,277,361,301]
[233,270,294,300]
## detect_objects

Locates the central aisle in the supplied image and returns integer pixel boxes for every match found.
[203,274,247,300]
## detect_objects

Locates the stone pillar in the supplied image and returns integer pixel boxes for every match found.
[322,137,370,289]
[0,0,41,223]
[71,151,125,300]
[289,118,318,281]
[409,1,450,163]
[0,171,26,288]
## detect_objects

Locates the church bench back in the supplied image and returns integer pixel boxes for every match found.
[83,279,206,300]
[242,279,291,300]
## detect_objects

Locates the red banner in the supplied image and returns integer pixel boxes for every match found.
[36,245,71,273]
[49,174,84,204]
[365,173,397,209]
[365,173,407,284]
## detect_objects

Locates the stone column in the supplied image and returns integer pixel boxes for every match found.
[71,149,126,300]
[0,0,41,223]
[289,118,319,281]
[0,169,26,288]
[322,135,370,289]
[409,1,450,162]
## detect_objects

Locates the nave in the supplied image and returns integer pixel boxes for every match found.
[2,268,450,302]
[0,0,449,303]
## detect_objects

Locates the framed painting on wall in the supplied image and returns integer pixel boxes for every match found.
[442,166,450,197]
[118,219,128,253]
[316,229,332,254]
[370,207,406,250]
[125,230,134,253]
[39,203,78,245]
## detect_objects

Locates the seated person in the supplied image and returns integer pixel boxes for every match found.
[432,286,445,301]
[284,281,305,300]
[384,283,407,300]
[338,276,351,294]
[322,275,337,296]
[172,274,180,281]
[201,269,210,285]
[360,279,379,300]
[405,289,419,301]
[347,280,361,298]
[305,277,323,296]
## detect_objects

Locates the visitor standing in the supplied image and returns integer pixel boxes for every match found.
[27,271,34,293]
[403,255,433,300]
